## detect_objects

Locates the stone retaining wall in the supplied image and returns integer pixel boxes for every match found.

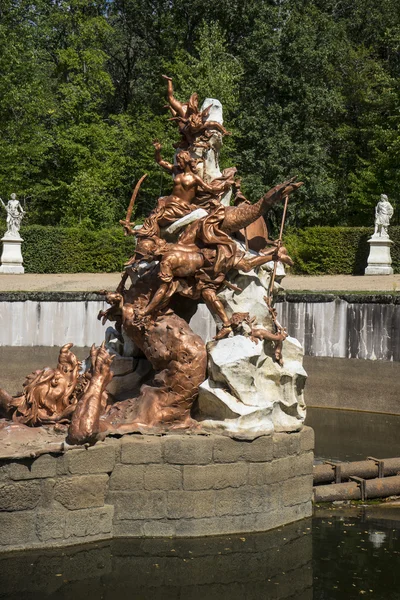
[0,428,314,552]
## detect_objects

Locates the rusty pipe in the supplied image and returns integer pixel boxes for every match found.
[314,457,400,485]
[314,475,400,502]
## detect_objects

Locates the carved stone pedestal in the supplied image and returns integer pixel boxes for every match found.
[365,235,393,275]
[0,234,24,274]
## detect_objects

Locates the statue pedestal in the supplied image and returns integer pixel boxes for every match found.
[0,234,24,274]
[365,235,393,275]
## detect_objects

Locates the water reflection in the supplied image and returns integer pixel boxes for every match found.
[313,507,400,600]
[1,510,400,599]
[306,407,400,461]
[0,519,312,600]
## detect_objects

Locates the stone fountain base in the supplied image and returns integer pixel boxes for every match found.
[0,429,314,552]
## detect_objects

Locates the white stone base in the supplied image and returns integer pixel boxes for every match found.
[365,235,393,276]
[365,265,393,275]
[0,235,24,274]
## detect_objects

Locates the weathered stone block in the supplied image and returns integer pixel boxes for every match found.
[183,463,248,490]
[143,520,177,537]
[8,455,57,480]
[297,451,314,476]
[250,502,312,532]
[248,452,313,486]
[65,441,117,474]
[0,512,38,546]
[0,480,41,511]
[36,509,65,542]
[55,454,69,476]
[0,462,9,482]
[65,505,114,538]
[163,436,213,465]
[53,474,109,510]
[276,500,313,525]
[39,478,56,508]
[174,513,258,537]
[282,475,313,507]
[248,461,276,486]
[300,426,315,452]
[215,485,278,516]
[120,436,162,464]
[213,436,273,463]
[167,490,215,519]
[113,520,144,537]
[110,490,166,520]
[144,465,182,490]
[109,465,145,490]
[243,436,274,462]
[213,436,247,463]
[273,432,300,458]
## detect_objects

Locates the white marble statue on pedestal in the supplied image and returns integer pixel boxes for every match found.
[1,193,25,237]
[365,194,394,275]
[374,194,393,238]
[0,193,25,274]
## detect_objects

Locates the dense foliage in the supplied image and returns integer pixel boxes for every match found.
[21,226,134,273]
[286,226,400,275]
[1,1,400,230]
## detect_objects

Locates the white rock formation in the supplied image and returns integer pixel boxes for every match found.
[188,98,232,206]
[196,259,307,439]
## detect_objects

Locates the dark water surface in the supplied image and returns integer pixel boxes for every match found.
[1,510,400,600]
[306,407,400,462]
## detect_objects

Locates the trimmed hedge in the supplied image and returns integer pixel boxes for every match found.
[285,226,400,275]
[20,226,135,273]
[11,224,400,275]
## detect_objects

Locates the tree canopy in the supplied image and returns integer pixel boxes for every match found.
[1,0,399,229]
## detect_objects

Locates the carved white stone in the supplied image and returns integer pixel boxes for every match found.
[201,98,223,124]
[184,97,231,206]
[197,335,307,439]
[216,249,284,328]
[0,235,24,274]
[365,237,394,275]
[196,258,307,438]
[163,208,208,236]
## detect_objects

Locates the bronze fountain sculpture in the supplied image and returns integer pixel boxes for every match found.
[0,77,305,448]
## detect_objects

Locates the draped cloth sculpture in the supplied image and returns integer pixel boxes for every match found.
[0,78,307,445]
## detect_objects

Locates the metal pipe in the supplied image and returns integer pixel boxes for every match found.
[314,475,400,502]
[314,457,400,484]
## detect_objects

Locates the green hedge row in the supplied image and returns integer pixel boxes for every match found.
[13,224,400,274]
[20,226,135,273]
[285,226,400,275]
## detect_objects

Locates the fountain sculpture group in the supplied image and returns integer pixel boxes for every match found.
[0,77,307,447]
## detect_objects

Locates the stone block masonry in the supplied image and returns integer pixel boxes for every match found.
[0,427,314,552]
